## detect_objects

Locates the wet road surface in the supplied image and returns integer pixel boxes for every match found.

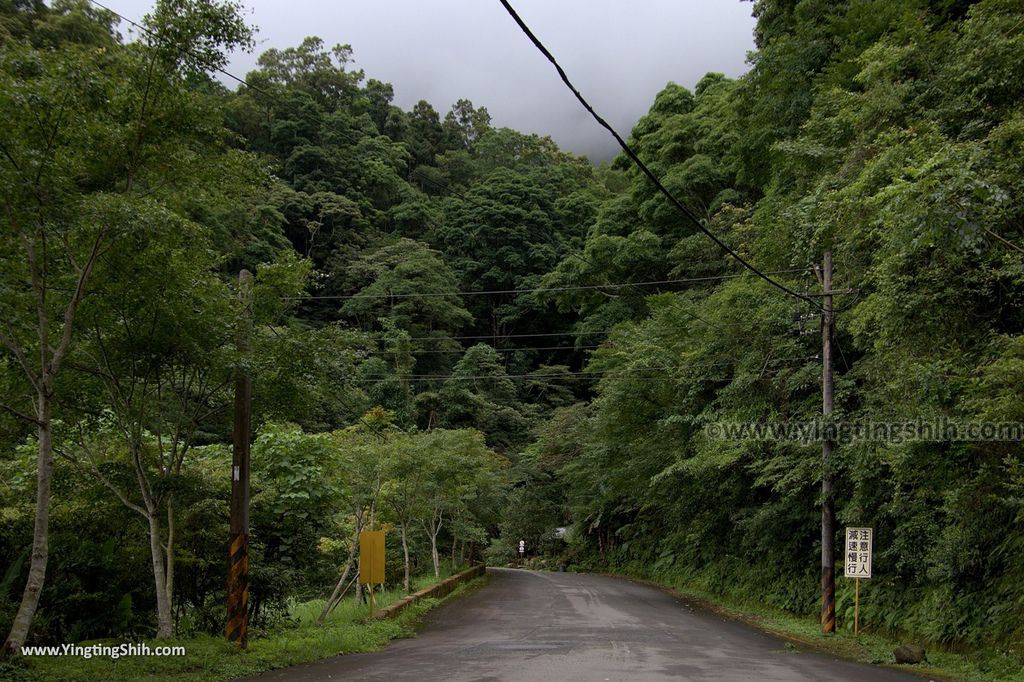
[244,568,926,681]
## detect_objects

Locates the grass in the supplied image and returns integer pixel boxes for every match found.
[4,566,484,682]
[604,570,1024,682]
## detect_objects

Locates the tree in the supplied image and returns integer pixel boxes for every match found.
[65,214,237,639]
[437,345,533,452]
[507,0,1024,647]
[247,36,363,107]
[442,98,491,150]
[406,99,445,168]
[340,238,472,339]
[431,163,595,342]
[380,433,428,591]
[415,429,502,577]
[0,0,252,651]
[250,424,342,623]
[316,413,393,623]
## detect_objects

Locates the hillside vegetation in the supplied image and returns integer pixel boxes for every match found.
[0,0,1022,669]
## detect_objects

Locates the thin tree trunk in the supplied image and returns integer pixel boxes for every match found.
[430,530,440,578]
[165,496,174,619]
[426,509,442,578]
[401,522,411,592]
[353,506,367,606]
[2,394,53,655]
[1,215,106,656]
[317,525,361,624]
[147,510,173,638]
[450,533,457,570]
[317,557,355,624]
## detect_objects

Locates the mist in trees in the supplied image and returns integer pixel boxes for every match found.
[1,0,1022,658]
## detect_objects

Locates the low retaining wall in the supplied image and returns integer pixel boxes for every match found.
[372,564,487,620]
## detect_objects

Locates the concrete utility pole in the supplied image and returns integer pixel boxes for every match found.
[227,269,253,647]
[819,252,836,634]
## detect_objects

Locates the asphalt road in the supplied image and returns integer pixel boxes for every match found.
[245,568,925,681]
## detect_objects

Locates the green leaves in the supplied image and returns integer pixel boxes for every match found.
[341,238,472,336]
[497,0,1024,648]
[142,0,253,78]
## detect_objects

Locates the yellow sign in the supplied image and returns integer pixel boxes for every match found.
[359,531,385,585]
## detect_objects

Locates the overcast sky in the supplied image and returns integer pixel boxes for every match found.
[111,0,757,161]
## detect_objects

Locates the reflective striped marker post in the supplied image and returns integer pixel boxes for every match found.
[227,270,253,647]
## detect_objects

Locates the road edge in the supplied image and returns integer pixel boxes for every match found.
[372,564,487,621]
[592,572,956,682]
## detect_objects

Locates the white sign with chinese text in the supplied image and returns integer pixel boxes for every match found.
[844,527,872,579]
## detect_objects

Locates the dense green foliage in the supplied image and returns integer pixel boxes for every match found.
[0,0,1022,669]
[519,0,1024,650]
[0,0,584,654]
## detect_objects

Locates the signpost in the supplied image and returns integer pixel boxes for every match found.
[844,527,873,635]
[518,540,525,559]
[359,531,385,617]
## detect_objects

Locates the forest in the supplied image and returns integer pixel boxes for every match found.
[1,0,1022,672]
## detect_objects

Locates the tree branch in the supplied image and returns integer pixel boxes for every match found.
[985,227,1024,256]
[0,401,41,426]
[51,224,111,375]
[0,325,41,394]
[59,446,149,519]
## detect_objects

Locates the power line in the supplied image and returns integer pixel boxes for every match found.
[371,343,607,354]
[88,0,261,93]
[92,0,815,321]
[289,269,812,301]
[352,356,815,382]
[496,0,823,311]
[353,354,819,383]
[400,329,611,341]
[360,367,675,381]
[398,170,813,332]
[564,251,727,329]
[348,302,813,344]
[91,0,822,341]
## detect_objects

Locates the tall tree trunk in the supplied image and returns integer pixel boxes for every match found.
[2,394,53,655]
[401,523,410,592]
[147,510,173,638]
[1,217,106,656]
[450,533,458,570]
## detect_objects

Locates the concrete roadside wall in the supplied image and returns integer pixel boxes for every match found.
[372,564,487,620]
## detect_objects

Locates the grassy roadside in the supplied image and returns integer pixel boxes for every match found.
[597,569,1023,682]
[3,568,487,682]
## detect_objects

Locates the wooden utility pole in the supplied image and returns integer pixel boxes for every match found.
[819,252,836,634]
[227,270,253,647]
